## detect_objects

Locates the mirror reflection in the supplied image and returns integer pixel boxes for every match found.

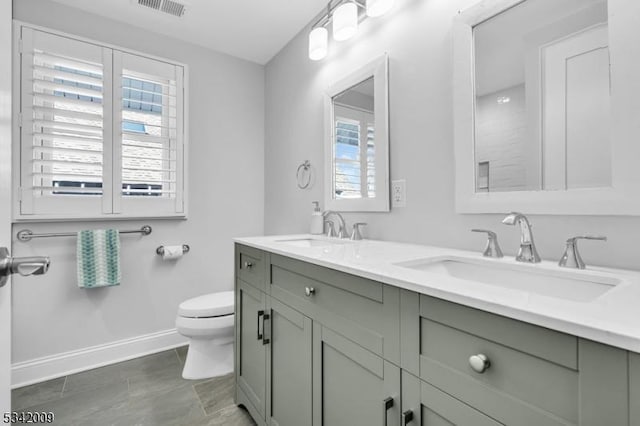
[473,0,610,193]
[332,77,375,200]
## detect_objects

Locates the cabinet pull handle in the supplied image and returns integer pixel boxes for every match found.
[262,313,270,345]
[257,310,264,340]
[305,286,315,297]
[402,410,414,425]
[383,397,394,426]
[469,353,491,374]
[244,261,253,269]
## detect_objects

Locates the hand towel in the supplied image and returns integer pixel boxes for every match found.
[77,229,121,288]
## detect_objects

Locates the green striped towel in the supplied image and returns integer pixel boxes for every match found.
[77,229,121,288]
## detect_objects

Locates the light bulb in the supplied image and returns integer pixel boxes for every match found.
[308,27,328,60]
[366,0,394,17]
[333,3,358,41]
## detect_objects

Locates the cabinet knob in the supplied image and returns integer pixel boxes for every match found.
[244,261,253,269]
[305,287,316,297]
[469,354,491,373]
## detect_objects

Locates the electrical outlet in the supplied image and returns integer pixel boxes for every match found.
[392,179,406,207]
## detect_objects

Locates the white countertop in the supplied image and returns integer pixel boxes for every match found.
[235,234,640,353]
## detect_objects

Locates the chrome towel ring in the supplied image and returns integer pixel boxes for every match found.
[296,160,312,189]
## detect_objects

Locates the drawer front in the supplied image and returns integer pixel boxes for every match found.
[269,254,400,363]
[236,244,265,290]
[418,295,579,425]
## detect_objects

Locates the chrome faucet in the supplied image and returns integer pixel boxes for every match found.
[322,211,348,239]
[501,212,541,263]
[0,247,51,287]
[558,235,607,269]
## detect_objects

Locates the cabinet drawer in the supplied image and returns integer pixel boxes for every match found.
[269,254,400,363]
[418,295,579,425]
[236,244,265,290]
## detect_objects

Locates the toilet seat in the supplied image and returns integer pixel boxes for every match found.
[178,291,234,318]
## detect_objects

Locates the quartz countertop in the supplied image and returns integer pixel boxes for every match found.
[234,234,640,353]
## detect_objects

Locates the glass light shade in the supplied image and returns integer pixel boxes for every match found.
[308,27,328,60]
[366,0,394,17]
[333,3,358,41]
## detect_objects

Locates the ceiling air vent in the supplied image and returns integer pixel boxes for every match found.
[136,0,187,17]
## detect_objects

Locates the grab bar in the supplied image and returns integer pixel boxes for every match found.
[16,225,152,242]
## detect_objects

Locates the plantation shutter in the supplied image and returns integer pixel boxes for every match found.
[113,51,184,216]
[333,105,376,200]
[19,28,113,216]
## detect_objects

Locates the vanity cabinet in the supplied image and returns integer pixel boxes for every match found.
[235,244,637,426]
[631,353,640,426]
[401,291,629,426]
[235,244,401,426]
[401,371,502,426]
[313,324,400,426]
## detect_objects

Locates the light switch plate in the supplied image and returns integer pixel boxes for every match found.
[392,179,406,208]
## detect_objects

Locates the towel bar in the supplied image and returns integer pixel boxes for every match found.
[17,226,152,242]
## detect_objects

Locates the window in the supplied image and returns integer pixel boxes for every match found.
[334,105,375,200]
[16,26,186,219]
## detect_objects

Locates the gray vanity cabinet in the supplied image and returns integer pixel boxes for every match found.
[312,324,400,426]
[401,371,503,426]
[266,297,313,426]
[236,244,637,426]
[400,290,630,426]
[235,278,268,422]
[631,353,640,426]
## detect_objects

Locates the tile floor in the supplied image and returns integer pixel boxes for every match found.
[12,347,256,426]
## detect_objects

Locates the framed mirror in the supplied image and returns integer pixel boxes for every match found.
[453,0,640,215]
[324,54,389,212]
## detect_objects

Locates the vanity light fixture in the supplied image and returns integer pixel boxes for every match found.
[497,96,511,104]
[308,0,394,61]
[309,27,329,60]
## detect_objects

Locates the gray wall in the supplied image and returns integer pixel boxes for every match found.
[12,0,264,363]
[264,0,640,271]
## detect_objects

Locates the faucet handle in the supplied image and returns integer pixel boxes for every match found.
[471,229,503,258]
[566,235,607,243]
[559,235,607,269]
[350,223,367,241]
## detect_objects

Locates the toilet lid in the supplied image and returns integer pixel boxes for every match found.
[179,291,235,318]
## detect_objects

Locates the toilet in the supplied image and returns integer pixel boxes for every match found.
[175,291,235,380]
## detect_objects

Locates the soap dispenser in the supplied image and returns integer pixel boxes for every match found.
[310,201,324,234]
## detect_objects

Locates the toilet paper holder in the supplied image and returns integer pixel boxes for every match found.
[156,245,190,256]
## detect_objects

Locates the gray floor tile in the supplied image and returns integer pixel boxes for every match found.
[20,380,129,426]
[113,384,206,426]
[175,346,188,365]
[199,404,256,426]
[64,350,181,397]
[12,377,65,411]
[10,349,250,426]
[127,363,188,398]
[194,373,235,416]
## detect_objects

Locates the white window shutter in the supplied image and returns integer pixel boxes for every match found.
[113,51,185,216]
[19,28,113,217]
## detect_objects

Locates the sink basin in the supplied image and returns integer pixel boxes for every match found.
[395,256,620,302]
[275,238,351,248]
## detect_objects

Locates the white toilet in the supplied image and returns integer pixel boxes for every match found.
[175,291,235,380]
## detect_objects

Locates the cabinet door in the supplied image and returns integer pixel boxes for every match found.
[631,352,640,426]
[401,371,503,426]
[313,324,400,426]
[266,298,312,426]
[236,279,268,420]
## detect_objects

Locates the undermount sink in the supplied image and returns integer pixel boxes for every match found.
[275,238,351,248]
[394,256,620,302]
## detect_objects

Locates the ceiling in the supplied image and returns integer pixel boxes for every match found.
[48,0,329,64]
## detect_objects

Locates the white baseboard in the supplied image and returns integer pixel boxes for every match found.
[11,329,189,389]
